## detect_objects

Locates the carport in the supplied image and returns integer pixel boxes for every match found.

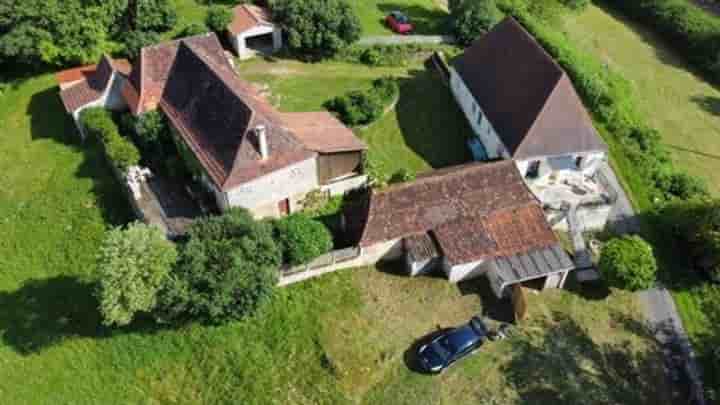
[486,245,575,298]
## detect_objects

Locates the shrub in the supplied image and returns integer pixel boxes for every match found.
[449,0,503,45]
[324,77,398,126]
[599,235,658,291]
[123,30,160,59]
[654,170,708,201]
[271,0,361,58]
[389,168,416,184]
[176,23,208,38]
[360,47,381,66]
[155,208,280,324]
[205,5,233,32]
[79,107,141,172]
[95,222,177,327]
[561,0,590,12]
[136,0,177,33]
[135,110,171,154]
[274,213,333,265]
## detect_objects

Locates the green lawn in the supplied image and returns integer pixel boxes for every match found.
[563,4,720,194]
[347,0,449,35]
[235,57,471,177]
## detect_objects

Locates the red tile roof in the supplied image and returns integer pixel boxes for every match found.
[353,161,559,265]
[58,55,130,113]
[228,4,273,35]
[279,112,367,153]
[454,17,606,159]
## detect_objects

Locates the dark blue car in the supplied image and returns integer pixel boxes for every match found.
[416,317,488,374]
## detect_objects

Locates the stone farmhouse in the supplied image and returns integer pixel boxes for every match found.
[58,33,367,218]
[449,18,615,231]
[344,161,575,296]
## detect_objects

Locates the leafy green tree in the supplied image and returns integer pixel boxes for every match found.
[176,23,208,38]
[271,0,360,57]
[123,30,160,59]
[135,0,177,32]
[96,222,177,327]
[599,235,658,291]
[156,208,280,324]
[274,214,333,265]
[449,0,503,45]
[206,5,233,32]
[134,110,172,156]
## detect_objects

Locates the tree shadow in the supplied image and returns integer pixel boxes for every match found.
[27,86,133,226]
[376,3,450,36]
[457,277,515,323]
[394,68,472,169]
[501,313,670,404]
[690,95,720,117]
[0,276,174,355]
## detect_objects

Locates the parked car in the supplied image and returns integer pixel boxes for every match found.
[386,11,414,34]
[416,317,489,374]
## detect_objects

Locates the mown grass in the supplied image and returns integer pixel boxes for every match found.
[235,56,471,177]
[563,4,720,195]
[346,0,450,36]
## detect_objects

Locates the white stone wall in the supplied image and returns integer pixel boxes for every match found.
[223,156,319,216]
[449,67,508,160]
[230,25,282,59]
[320,174,367,196]
[442,257,489,283]
[362,239,403,263]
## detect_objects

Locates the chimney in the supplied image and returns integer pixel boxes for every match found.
[256,125,269,160]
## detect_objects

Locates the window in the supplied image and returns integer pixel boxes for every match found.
[525,160,541,179]
[575,156,583,169]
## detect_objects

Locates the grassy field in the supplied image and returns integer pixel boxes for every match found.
[235,56,471,177]
[563,4,720,194]
[347,0,449,35]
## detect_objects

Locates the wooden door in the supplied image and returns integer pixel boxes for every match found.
[278,198,290,216]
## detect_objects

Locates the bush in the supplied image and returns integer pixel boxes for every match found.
[324,77,398,126]
[561,0,590,12]
[653,170,708,201]
[360,47,381,66]
[599,235,658,291]
[134,110,171,156]
[155,208,280,324]
[80,107,141,172]
[337,44,463,67]
[389,168,416,184]
[95,222,177,327]
[271,0,361,58]
[205,5,233,32]
[136,0,177,33]
[274,213,333,265]
[123,30,160,60]
[176,23,208,38]
[449,0,503,45]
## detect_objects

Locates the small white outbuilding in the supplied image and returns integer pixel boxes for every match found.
[227,4,282,60]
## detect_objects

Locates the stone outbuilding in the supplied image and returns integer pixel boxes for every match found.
[345,161,575,297]
[227,4,282,60]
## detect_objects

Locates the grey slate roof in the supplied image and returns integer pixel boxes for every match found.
[492,244,574,286]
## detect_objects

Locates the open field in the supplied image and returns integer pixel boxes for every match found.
[235,56,471,177]
[563,4,720,194]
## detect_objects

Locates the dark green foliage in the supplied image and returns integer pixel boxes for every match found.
[601,0,720,82]
[360,48,381,66]
[337,44,462,67]
[271,0,361,58]
[274,213,333,265]
[156,208,280,324]
[79,107,140,172]
[123,30,160,60]
[389,168,416,184]
[135,0,177,33]
[653,171,708,201]
[449,0,503,45]
[134,110,172,157]
[324,77,398,126]
[561,0,590,11]
[599,235,658,291]
[176,23,208,38]
[206,5,233,32]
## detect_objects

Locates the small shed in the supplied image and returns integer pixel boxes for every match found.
[227,4,282,60]
[487,245,575,298]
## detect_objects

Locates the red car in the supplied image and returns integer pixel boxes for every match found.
[386,11,414,34]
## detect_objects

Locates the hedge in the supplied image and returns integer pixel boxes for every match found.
[79,107,140,172]
[599,235,658,291]
[505,8,708,204]
[600,0,720,82]
[274,213,333,266]
[324,77,399,126]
